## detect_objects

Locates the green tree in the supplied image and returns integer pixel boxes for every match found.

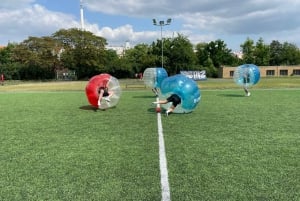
[52,28,107,79]
[11,36,59,79]
[102,49,121,76]
[203,56,217,77]
[150,39,166,68]
[0,43,18,79]
[195,40,236,77]
[150,34,197,75]
[0,43,15,64]
[269,40,283,66]
[281,42,300,65]
[123,43,156,75]
[167,34,196,74]
[206,39,234,68]
[195,42,208,67]
[241,38,255,64]
[254,37,270,66]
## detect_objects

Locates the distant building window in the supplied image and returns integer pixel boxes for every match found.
[280,70,288,76]
[230,71,234,77]
[293,69,300,75]
[266,70,275,76]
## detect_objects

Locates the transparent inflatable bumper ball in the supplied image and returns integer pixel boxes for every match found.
[143,67,168,89]
[233,64,260,87]
[85,73,121,109]
[160,74,201,113]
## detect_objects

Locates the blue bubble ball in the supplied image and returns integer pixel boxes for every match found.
[160,74,201,113]
[143,67,168,88]
[233,64,260,86]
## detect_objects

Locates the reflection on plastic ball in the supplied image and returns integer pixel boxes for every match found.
[233,64,260,86]
[85,73,121,109]
[160,74,201,113]
[143,67,168,89]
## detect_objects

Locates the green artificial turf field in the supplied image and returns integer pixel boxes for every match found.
[0,78,299,200]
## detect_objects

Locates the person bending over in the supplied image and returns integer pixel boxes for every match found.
[152,94,181,116]
[98,85,113,108]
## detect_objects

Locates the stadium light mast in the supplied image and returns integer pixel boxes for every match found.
[152,18,172,68]
[80,0,85,30]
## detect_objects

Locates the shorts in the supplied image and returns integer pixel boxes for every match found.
[103,91,109,97]
[243,77,250,84]
[98,87,109,97]
[167,94,181,107]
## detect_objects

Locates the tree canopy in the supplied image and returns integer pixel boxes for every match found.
[1,28,300,80]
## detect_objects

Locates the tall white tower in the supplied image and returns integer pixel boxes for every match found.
[80,0,85,30]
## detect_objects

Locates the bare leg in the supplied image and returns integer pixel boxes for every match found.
[152,88,159,96]
[152,100,175,116]
[153,100,168,104]
[108,91,114,98]
[244,86,250,96]
[165,105,176,116]
[166,105,175,113]
[98,89,104,107]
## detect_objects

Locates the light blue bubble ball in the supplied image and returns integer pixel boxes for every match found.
[233,64,260,86]
[160,74,201,113]
[143,67,168,88]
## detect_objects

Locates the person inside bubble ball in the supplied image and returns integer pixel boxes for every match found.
[97,84,113,108]
[152,94,181,116]
[243,70,251,97]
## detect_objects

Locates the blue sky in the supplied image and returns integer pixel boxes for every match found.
[1,0,300,52]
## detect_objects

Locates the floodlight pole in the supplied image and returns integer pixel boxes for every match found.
[153,18,172,68]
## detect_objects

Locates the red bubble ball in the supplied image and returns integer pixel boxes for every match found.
[85,73,121,109]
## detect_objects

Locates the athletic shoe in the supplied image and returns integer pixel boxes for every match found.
[246,92,251,97]
[152,101,158,104]
[165,111,169,116]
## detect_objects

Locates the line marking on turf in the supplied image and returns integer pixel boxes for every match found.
[156,98,171,201]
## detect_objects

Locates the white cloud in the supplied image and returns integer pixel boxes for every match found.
[0,3,80,44]
[0,0,35,9]
[82,0,300,49]
[88,24,156,46]
[0,0,300,51]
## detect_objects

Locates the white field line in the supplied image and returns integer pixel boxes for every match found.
[156,97,171,201]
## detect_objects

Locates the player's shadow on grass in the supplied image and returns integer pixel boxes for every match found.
[133,95,157,99]
[217,94,245,97]
[148,107,159,113]
[79,105,98,111]
[147,107,189,116]
[79,105,116,112]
